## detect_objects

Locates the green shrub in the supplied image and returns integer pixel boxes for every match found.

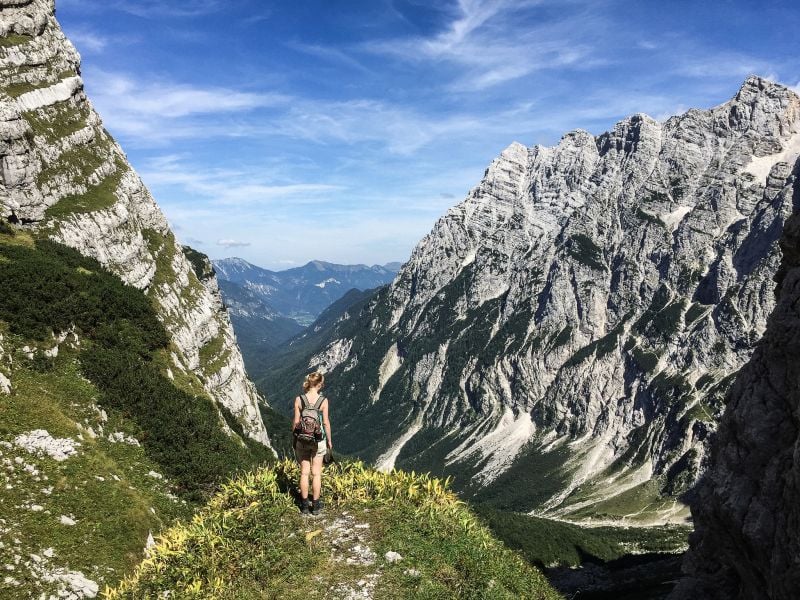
[475,505,689,568]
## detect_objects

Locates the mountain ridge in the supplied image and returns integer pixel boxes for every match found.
[213,256,400,326]
[0,2,277,596]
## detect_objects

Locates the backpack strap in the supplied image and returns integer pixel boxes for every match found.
[312,394,325,411]
[300,393,310,410]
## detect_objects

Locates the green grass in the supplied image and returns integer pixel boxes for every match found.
[142,228,207,329]
[641,191,669,204]
[198,331,231,375]
[684,302,708,324]
[631,346,660,372]
[107,461,561,599]
[568,479,679,521]
[566,233,606,271]
[44,161,127,218]
[24,101,91,143]
[181,245,215,282]
[0,33,33,47]
[0,237,270,498]
[4,69,76,97]
[38,133,113,187]
[0,345,191,598]
[635,207,665,226]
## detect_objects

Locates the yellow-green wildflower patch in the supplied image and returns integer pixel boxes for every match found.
[108,460,562,599]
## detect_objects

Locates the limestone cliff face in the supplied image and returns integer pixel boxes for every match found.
[0,0,271,448]
[300,77,800,520]
[671,170,800,598]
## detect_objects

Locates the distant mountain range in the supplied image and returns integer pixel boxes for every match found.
[213,258,400,386]
[213,258,401,326]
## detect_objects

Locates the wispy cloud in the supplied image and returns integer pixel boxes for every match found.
[673,51,779,80]
[287,41,371,73]
[217,239,251,248]
[113,0,224,18]
[83,70,290,145]
[59,0,225,18]
[138,155,341,207]
[92,72,284,118]
[364,0,601,90]
[67,30,109,53]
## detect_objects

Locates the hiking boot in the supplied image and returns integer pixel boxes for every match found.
[311,498,323,516]
[300,498,311,515]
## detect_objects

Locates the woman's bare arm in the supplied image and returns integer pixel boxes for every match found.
[292,396,301,430]
[322,398,332,448]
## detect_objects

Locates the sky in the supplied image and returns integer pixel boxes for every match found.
[56,0,800,270]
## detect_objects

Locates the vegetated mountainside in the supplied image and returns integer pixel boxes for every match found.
[214,257,400,325]
[107,460,561,600]
[0,0,271,449]
[272,76,800,523]
[670,165,800,598]
[217,278,304,374]
[258,287,378,413]
[0,229,274,598]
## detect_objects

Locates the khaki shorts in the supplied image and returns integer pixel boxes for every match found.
[295,439,326,462]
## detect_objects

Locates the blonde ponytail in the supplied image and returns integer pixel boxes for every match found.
[302,371,324,392]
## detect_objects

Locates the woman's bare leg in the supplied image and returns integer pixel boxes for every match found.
[311,454,324,500]
[300,459,311,499]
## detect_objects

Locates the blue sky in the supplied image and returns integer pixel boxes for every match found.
[57,0,800,270]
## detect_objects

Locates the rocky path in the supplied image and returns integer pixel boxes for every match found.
[295,509,412,599]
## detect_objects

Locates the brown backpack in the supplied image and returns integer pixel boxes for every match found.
[296,393,324,444]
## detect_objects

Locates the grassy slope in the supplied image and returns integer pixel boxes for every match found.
[108,461,562,600]
[0,348,192,597]
[0,228,271,597]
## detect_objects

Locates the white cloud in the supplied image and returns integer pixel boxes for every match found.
[91,71,284,119]
[114,0,224,18]
[217,239,251,248]
[137,155,341,208]
[58,0,224,18]
[67,30,109,53]
[287,41,371,73]
[364,0,600,90]
[671,51,778,81]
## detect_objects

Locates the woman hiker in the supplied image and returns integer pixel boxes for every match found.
[292,371,333,516]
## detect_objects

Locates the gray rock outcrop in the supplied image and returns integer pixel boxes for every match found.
[302,76,800,520]
[0,0,272,448]
[671,168,800,598]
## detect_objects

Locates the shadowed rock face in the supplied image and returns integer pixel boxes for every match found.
[672,165,800,599]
